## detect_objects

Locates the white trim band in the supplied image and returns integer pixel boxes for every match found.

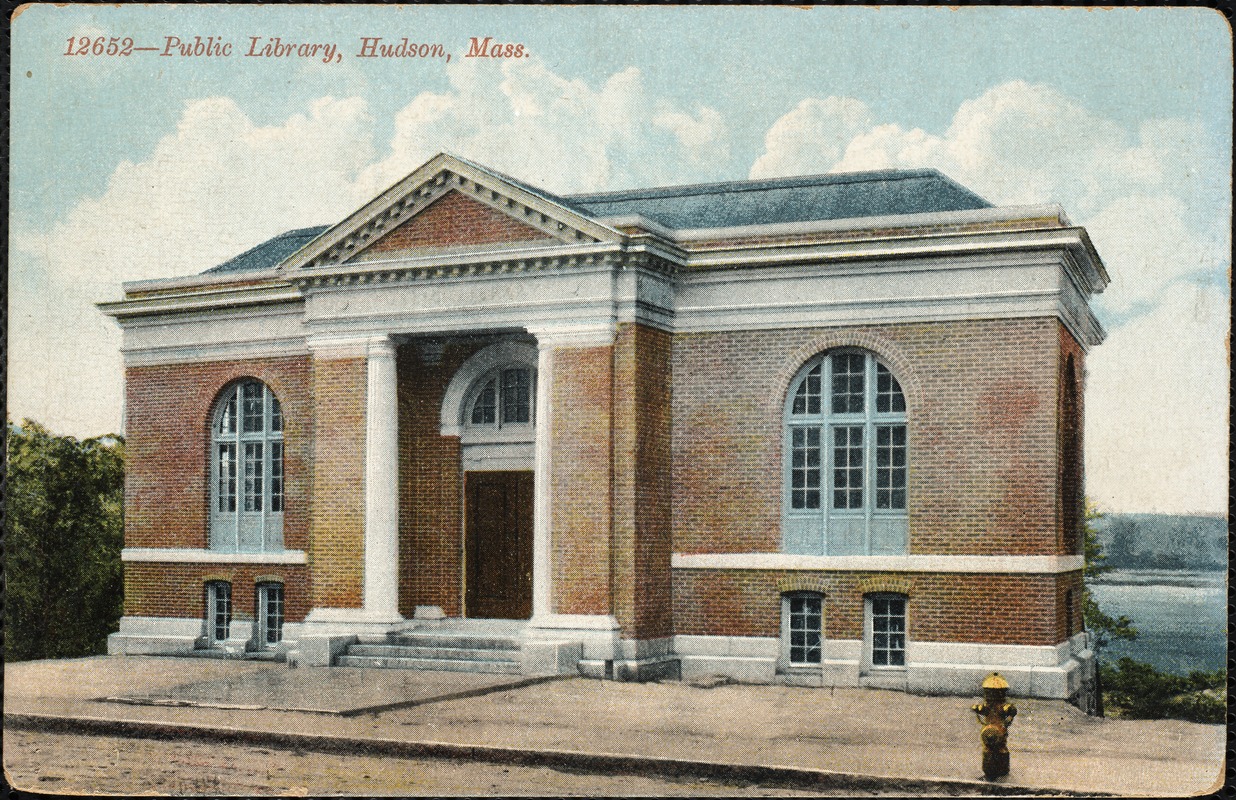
[121,548,307,564]
[671,553,1084,574]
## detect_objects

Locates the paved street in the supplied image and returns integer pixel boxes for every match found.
[3,656,1225,797]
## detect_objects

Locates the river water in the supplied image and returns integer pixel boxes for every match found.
[1086,569,1226,674]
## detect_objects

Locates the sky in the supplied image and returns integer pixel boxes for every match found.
[8,5,1231,515]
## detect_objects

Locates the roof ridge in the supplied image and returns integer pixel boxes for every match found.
[566,168,944,203]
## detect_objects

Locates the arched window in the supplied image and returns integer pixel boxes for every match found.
[211,380,283,553]
[464,366,535,432]
[783,350,907,555]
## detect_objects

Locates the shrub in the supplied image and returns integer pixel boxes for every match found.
[1100,657,1226,723]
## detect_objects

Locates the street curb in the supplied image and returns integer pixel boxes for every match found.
[5,712,1112,796]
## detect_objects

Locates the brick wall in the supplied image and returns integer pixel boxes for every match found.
[125,563,310,623]
[397,338,494,618]
[671,318,1063,557]
[308,357,366,609]
[672,568,1069,646]
[356,191,552,257]
[612,324,673,640]
[125,357,311,552]
[550,345,614,615]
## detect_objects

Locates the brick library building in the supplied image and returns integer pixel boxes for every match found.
[104,153,1107,705]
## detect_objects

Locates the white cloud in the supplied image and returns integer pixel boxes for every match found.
[1086,283,1230,514]
[352,57,728,199]
[750,97,873,178]
[752,79,1231,513]
[9,95,377,436]
[9,58,729,437]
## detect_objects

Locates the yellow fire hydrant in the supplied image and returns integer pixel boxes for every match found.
[972,672,1017,780]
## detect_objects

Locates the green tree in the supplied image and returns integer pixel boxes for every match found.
[4,420,125,661]
[1082,500,1138,653]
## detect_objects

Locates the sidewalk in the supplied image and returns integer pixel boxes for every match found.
[3,656,1225,796]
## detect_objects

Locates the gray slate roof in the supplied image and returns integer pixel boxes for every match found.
[203,226,330,274]
[201,169,990,274]
[566,169,991,230]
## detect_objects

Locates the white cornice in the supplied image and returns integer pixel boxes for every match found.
[600,203,1072,244]
[672,553,1085,573]
[100,282,301,321]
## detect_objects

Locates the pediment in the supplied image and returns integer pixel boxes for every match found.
[280,153,621,271]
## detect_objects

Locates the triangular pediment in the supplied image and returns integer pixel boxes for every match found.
[280,154,621,271]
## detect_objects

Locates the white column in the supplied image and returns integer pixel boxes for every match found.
[531,342,554,621]
[364,335,402,621]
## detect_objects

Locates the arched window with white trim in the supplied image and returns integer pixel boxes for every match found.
[211,380,283,552]
[783,350,908,555]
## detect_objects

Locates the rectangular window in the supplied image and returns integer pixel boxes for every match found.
[243,442,264,512]
[207,582,231,644]
[502,368,531,424]
[875,425,907,510]
[788,594,823,665]
[832,425,864,509]
[269,442,284,513]
[791,427,821,509]
[217,443,237,512]
[870,595,906,667]
[242,382,264,433]
[258,584,284,646]
[830,353,865,414]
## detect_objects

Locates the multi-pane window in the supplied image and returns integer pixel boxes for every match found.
[206,581,232,645]
[211,380,284,552]
[784,593,823,666]
[867,594,907,668]
[257,583,284,647]
[784,351,908,556]
[468,367,534,428]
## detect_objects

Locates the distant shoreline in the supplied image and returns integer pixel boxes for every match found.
[1089,568,1226,588]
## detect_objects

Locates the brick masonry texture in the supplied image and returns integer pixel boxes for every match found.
[550,345,615,616]
[356,190,552,257]
[672,568,1077,646]
[308,357,366,610]
[124,357,312,551]
[125,563,309,623]
[612,323,674,640]
[671,318,1069,558]
[123,357,312,616]
[396,338,495,618]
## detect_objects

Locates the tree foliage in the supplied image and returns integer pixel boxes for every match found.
[1082,500,1137,653]
[4,420,125,661]
[1100,658,1225,723]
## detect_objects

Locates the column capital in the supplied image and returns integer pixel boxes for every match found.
[529,322,616,349]
[307,333,396,360]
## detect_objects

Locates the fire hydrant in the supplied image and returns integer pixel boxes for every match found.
[972,672,1017,780]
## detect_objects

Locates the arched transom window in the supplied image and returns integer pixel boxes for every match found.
[783,350,907,556]
[466,366,534,432]
[211,380,283,552]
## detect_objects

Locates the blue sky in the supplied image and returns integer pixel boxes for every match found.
[8,5,1231,513]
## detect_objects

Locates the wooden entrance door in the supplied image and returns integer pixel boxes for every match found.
[465,471,533,619]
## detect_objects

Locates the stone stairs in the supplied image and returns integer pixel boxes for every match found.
[334,631,523,674]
